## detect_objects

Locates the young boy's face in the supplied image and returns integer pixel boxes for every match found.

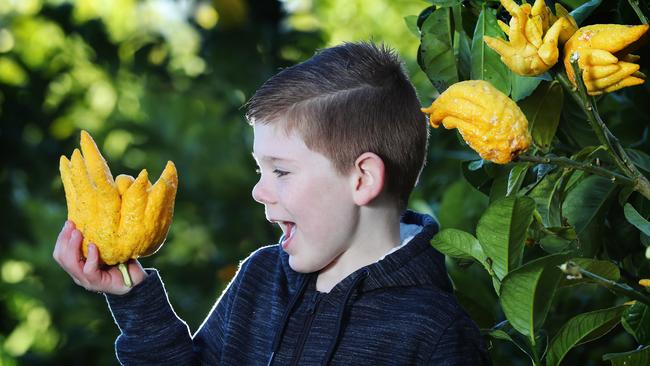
[252,123,358,273]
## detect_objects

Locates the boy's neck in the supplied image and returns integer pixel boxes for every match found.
[315,206,402,293]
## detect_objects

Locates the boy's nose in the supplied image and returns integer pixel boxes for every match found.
[252,179,276,205]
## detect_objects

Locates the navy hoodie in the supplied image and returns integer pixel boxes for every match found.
[106,211,491,365]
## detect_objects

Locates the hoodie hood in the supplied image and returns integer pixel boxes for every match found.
[279,210,452,295]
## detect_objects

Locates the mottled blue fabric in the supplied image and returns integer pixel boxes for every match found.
[106,211,491,365]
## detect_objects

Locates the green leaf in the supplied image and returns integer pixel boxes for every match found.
[540,236,573,253]
[624,203,650,236]
[453,30,472,81]
[562,176,617,257]
[431,228,487,265]
[470,6,510,95]
[416,6,435,30]
[622,302,650,344]
[419,7,457,92]
[558,96,599,148]
[462,160,493,196]
[603,345,650,366]
[507,163,529,196]
[500,253,569,342]
[468,159,484,171]
[518,81,564,153]
[477,196,536,280]
[490,327,547,365]
[451,4,471,81]
[429,0,463,5]
[558,258,620,287]
[618,184,635,206]
[489,166,510,203]
[570,0,603,25]
[454,290,495,328]
[546,305,628,366]
[625,148,650,173]
[404,15,420,37]
[488,329,513,342]
[438,179,488,232]
[528,170,563,227]
[510,73,543,102]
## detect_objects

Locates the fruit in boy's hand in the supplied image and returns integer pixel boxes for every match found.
[484,0,577,76]
[563,24,649,95]
[59,130,177,285]
[421,80,531,164]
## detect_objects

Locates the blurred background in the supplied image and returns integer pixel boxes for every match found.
[3,0,647,365]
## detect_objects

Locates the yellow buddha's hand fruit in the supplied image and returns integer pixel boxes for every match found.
[564,24,649,95]
[59,131,178,269]
[484,0,577,76]
[421,80,531,164]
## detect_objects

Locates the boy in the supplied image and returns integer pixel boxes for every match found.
[53,42,490,365]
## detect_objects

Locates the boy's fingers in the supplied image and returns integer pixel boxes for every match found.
[82,244,101,282]
[56,221,70,243]
[54,221,72,260]
[58,229,86,278]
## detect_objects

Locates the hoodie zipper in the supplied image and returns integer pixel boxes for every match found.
[289,291,323,366]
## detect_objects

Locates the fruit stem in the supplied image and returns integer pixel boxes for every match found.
[627,0,649,25]
[559,261,650,307]
[552,60,650,201]
[118,263,132,288]
[517,155,633,185]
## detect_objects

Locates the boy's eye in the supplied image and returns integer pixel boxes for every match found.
[273,169,289,177]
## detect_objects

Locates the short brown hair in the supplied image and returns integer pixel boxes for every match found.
[245,42,428,209]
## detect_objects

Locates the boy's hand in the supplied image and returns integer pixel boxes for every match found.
[53,220,147,295]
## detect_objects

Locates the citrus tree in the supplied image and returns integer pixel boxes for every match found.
[411,0,650,364]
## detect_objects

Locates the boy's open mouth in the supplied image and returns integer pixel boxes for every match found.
[277,221,296,249]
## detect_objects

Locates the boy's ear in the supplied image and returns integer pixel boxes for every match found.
[350,152,385,206]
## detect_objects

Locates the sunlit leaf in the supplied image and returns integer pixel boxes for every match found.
[0,57,28,86]
[431,228,487,266]
[500,253,569,342]
[507,163,529,196]
[419,7,457,92]
[510,73,543,102]
[404,15,420,37]
[546,305,628,366]
[470,6,510,95]
[476,196,536,280]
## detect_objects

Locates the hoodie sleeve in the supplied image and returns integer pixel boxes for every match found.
[426,313,492,366]
[106,257,252,365]
[105,269,203,365]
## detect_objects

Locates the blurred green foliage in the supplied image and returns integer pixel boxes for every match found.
[4,0,647,364]
[0,0,325,364]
